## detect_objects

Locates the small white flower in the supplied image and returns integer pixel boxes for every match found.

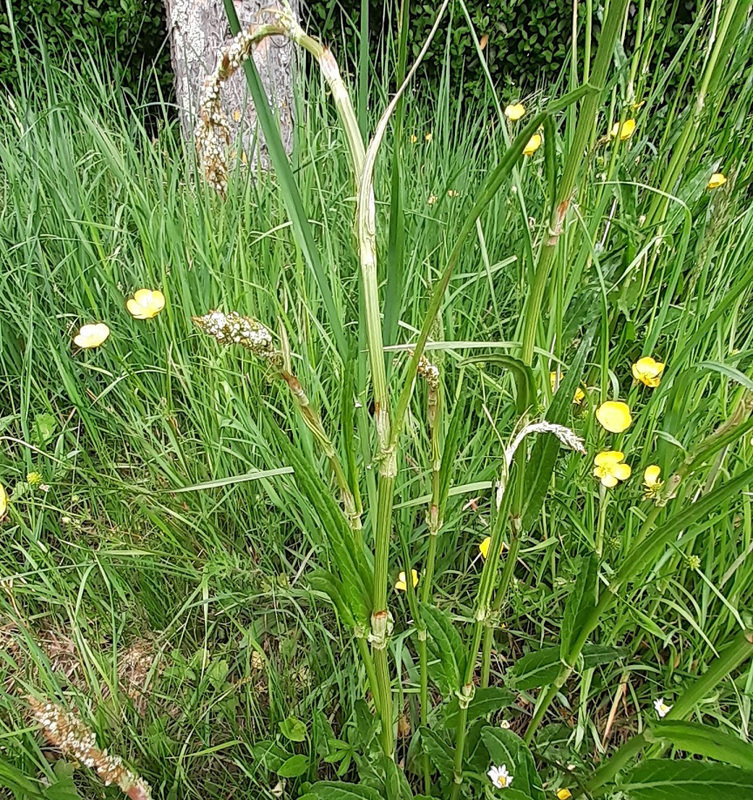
[500,719,511,729]
[654,698,672,718]
[488,764,514,789]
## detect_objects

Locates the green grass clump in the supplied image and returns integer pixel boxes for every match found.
[1,2,753,798]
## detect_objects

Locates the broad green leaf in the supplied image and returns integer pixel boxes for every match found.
[623,760,753,799]
[32,412,57,444]
[482,726,545,800]
[462,354,535,414]
[251,740,289,772]
[277,754,310,778]
[299,781,383,800]
[422,605,466,695]
[560,554,597,659]
[280,716,308,742]
[420,726,455,774]
[646,722,753,770]
[510,647,562,690]
[580,644,628,671]
[377,754,414,800]
[522,329,594,529]
[444,686,516,728]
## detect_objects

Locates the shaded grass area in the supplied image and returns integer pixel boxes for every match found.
[1,26,752,798]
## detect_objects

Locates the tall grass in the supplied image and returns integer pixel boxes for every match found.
[0,2,752,798]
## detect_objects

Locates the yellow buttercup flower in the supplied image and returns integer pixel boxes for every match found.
[127,289,165,320]
[425,132,433,143]
[632,356,665,387]
[707,172,727,189]
[593,451,632,488]
[643,465,664,500]
[395,569,419,592]
[427,194,438,205]
[644,465,662,489]
[557,790,573,800]
[73,323,110,349]
[0,483,7,518]
[410,134,418,144]
[479,537,507,559]
[549,371,586,404]
[610,119,636,140]
[523,133,542,156]
[596,401,632,433]
[504,103,526,121]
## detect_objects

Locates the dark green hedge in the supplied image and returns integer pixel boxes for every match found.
[0,0,172,100]
[307,0,583,100]
[1,0,694,108]
[307,0,696,103]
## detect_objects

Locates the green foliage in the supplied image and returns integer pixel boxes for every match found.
[1,0,753,797]
[0,0,172,100]
[306,0,694,101]
[624,761,753,800]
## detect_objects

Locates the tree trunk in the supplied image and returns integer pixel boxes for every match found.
[164,0,296,164]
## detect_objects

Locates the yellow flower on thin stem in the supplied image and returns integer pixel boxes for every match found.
[410,134,418,144]
[632,356,665,387]
[504,103,526,121]
[127,289,165,320]
[395,569,419,592]
[593,451,632,488]
[523,133,542,156]
[0,483,7,518]
[707,172,727,189]
[479,536,507,559]
[557,790,573,800]
[73,323,110,349]
[610,119,636,140]
[595,401,632,433]
[425,132,433,143]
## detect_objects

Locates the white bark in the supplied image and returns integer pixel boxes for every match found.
[164,0,296,163]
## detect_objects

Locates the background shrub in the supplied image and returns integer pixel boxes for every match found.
[2,0,696,109]
[307,0,696,102]
[0,0,172,101]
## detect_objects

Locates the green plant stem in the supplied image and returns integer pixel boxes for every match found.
[645,0,746,227]
[519,0,630,364]
[450,469,517,797]
[418,383,442,792]
[525,455,753,741]
[481,534,521,687]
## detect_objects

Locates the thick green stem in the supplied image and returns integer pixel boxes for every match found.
[481,531,522,686]
[519,0,631,364]
[645,0,745,227]
[373,646,394,755]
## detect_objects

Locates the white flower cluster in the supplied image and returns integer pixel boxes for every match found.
[195,9,299,195]
[416,353,440,390]
[29,699,152,800]
[192,310,280,363]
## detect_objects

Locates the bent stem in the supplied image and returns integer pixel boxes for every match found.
[519,0,630,365]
